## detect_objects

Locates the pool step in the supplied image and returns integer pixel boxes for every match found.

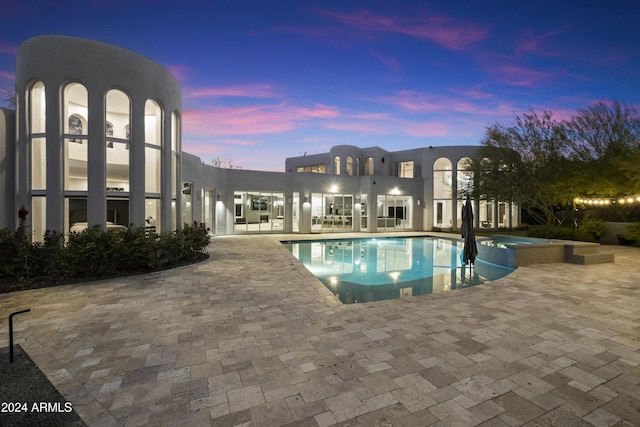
[565,245,615,265]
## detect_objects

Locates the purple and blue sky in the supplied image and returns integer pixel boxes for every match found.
[1,1,639,170]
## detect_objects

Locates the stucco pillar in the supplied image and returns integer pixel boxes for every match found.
[284,191,293,233]
[15,91,28,226]
[87,87,107,230]
[45,79,63,234]
[161,117,173,233]
[300,194,311,233]
[129,100,145,228]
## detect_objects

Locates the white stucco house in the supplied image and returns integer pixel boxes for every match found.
[0,35,519,240]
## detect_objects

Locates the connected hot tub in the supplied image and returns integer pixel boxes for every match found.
[477,235,614,267]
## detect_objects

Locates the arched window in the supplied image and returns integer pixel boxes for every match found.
[171,111,181,230]
[334,156,340,175]
[105,89,130,192]
[346,156,353,176]
[433,157,453,227]
[29,81,47,242]
[145,100,163,231]
[63,83,88,191]
[364,157,374,175]
[457,157,473,198]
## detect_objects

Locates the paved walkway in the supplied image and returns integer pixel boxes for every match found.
[1,234,639,426]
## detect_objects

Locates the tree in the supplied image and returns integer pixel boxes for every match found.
[211,155,242,169]
[478,110,575,228]
[566,100,640,197]
[2,88,16,108]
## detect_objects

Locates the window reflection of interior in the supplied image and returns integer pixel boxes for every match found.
[310,193,354,232]
[63,83,88,191]
[296,164,326,173]
[233,191,285,232]
[397,161,414,178]
[105,89,130,192]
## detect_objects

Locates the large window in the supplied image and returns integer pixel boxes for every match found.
[346,156,354,176]
[396,161,414,178]
[376,195,412,230]
[182,182,193,225]
[145,100,162,194]
[234,191,285,232]
[29,82,46,241]
[296,164,326,173]
[310,193,353,232]
[456,157,474,228]
[334,156,340,175]
[63,83,88,191]
[29,82,46,191]
[433,157,452,228]
[105,89,130,192]
[365,157,374,175]
[202,189,214,232]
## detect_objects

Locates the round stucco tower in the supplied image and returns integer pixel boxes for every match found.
[15,35,182,239]
[329,145,363,175]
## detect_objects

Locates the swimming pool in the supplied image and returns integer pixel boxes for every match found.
[283,236,515,304]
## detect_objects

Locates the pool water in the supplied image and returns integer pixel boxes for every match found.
[283,236,515,304]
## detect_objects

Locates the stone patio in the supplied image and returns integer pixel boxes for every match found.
[1,233,639,426]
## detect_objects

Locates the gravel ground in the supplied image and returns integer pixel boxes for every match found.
[0,345,85,427]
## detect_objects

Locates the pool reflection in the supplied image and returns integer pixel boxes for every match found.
[284,237,514,304]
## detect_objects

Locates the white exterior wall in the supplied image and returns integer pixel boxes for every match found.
[14,35,181,234]
[0,35,518,236]
[0,108,16,229]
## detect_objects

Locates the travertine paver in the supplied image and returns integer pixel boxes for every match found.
[1,233,640,426]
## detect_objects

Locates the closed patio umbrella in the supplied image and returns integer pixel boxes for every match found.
[461,198,477,267]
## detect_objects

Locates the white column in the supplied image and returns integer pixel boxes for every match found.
[87,87,107,230]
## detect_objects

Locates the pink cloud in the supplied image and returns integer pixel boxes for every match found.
[294,103,340,118]
[515,27,570,57]
[165,64,190,83]
[489,64,551,87]
[216,138,258,146]
[182,102,342,136]
[370,49,400,73]
[319,9,488,51]
[185,83,278,99]
[0,43,18,55]
[448,87,493,100]
[403,122,449,137]
[0,70,15,80]
[372,90,523,121]
[323,114,450,138]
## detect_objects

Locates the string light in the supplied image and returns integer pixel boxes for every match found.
[574,196,640,206]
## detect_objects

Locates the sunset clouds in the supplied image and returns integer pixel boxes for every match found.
[0,1,637,170]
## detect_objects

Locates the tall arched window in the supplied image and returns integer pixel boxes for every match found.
[145,99,162,232]
[334,156,341,175]
[171,111,181,230]
[105,89,131,192]
[433,157,452,228]
[456,157,474,228]
[29,81,47,242]
[29,81,46,191]
[364,157,374,175]
[457,157,473,198]
[63,83,88,191]
[346,156,353,176]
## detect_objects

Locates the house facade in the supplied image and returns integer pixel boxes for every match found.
[0,36,519,239]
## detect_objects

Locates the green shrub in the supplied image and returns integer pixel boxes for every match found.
[527,219,607,242]
[573,219,607,243]
[1,218,211,290]
[622,222,640,243]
